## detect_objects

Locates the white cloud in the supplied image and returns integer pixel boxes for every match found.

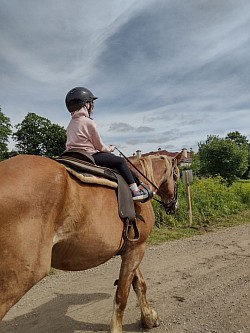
[1,0,250,156]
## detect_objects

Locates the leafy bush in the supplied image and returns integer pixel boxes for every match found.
[153,177,250,227]
[232,180,250,205]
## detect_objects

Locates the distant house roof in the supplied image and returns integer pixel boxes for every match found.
[144,150,180,158]
[129,149,192,164]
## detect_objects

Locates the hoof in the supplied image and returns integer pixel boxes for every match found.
[141,309,160,329]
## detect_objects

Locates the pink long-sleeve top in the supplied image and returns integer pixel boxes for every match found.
[66,108,111,155]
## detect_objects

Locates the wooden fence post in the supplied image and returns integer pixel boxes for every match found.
[184,170,193,226]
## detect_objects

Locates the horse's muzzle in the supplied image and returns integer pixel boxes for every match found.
[164,200,179,215]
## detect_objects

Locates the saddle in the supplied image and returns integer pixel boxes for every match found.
[56,149,142,242]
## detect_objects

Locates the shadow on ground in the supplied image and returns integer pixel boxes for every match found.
[0,292,143,333]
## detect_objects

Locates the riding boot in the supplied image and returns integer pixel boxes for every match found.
[139,182,154,203]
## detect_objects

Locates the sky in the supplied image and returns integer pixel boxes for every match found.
[1,0,250,156]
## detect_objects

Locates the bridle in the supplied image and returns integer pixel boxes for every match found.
[154,159,179,214]
[115,148,179,214]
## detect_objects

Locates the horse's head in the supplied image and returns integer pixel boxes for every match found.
[155,156,180,214]
[138,155,179,214]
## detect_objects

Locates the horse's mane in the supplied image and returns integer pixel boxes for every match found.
[139,154,172,184]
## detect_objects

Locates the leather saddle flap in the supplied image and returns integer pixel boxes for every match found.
[108,170,136,221]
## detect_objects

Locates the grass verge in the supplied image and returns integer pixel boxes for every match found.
[149,209,250,245]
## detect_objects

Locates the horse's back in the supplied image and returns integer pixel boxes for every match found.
[0,154,66,189]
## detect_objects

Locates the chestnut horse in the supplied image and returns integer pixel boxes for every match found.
[0,153,179,332]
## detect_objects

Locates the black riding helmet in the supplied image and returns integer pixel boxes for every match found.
[65,87,98,112]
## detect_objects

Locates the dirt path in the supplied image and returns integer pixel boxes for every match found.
[2,224,250,333]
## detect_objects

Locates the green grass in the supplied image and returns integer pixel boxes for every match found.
[149,225,202,244]
[149,177,250,245]
[149,209,250,245]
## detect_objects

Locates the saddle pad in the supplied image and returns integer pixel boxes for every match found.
[65,166,118,189]
[57,157,117,182]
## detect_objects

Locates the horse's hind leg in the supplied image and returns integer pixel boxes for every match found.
[132,267,160,328]
[109,244,146,333]
[109,259,135,332]
[109,244,159,333]
[0,225,52,320]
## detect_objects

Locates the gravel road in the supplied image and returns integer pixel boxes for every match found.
[2,224,250,333]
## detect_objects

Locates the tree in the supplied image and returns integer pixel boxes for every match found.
[13,112,66,156]
[0,107,12,160]
[226,131,249,147]
[189,152,201,176]
[45,123,67,157]
[226,131,250,179]
[198,135,248,184]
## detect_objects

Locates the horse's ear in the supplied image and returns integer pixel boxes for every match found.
[174,151,182,163]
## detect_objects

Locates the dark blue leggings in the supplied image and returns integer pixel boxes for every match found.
[92,152,136,185]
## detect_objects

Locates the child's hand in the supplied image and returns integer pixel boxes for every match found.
[109,145,116,152]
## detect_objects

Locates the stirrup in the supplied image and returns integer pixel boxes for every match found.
[132,190,148,202]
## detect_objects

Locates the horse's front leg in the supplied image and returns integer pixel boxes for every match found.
[109,244,146,333]
[132,267,160,328]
